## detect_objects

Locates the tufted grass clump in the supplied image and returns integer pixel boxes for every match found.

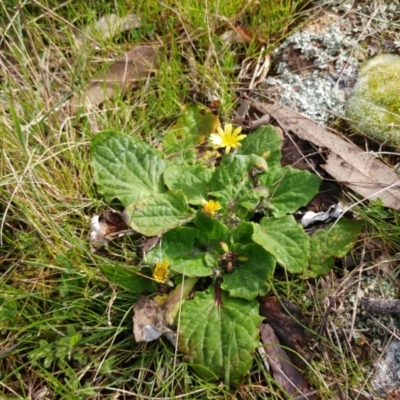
[346,54,400,146]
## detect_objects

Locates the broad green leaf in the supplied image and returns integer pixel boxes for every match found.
[162,103,220,164]
[91,130,166,206]
[209,155,266,219]
[231,222,254,245]
[259,166,321,217]
[179,288,263,387]
[99,264,155,293]
[304,219,363,278]
[123,191,194,236]
[194,211,230,245]
[221,243,275,300]
[163,165,213,205]
[237,125,283,168]
[252,216,309,273]
[145,227,212,277]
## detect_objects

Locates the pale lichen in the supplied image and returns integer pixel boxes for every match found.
[345,54,400,146]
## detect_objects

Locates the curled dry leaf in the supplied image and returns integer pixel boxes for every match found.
[70,45,159,113]
[256,102,400,210]
[260,323,310,396]
[89,210,137,252]
[133,296,176,346]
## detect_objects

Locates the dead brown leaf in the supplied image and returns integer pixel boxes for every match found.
[89,210,137,252]
[133,296,175,345]
[70,45,159,113]
[255,102,400,210]
[259,295,313,370]
[260,323,310,397]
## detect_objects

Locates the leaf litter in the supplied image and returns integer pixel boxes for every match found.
[70,45,159,113]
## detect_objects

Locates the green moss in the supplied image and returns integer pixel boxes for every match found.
[345,54,400,146]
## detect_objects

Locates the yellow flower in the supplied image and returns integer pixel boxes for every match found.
[209,123,246,154]
[153,259,170,283]
[202,199,222,217]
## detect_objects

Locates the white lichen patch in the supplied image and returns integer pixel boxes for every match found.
[372,341,400,396]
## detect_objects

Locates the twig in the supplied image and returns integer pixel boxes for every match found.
[360,298,400,314]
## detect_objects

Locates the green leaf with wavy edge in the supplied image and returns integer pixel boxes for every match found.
[221,243,275,300]
[99,264,155,293]
[258,166,322,217]
[178,288,263,387]
[231,222,254,245]
[123,191,194,236]
[209,155,267,219]
[163,165,214,205]
[252,216,309,273]
[91,130,166,206]
[162,103,220,163]
[194,211,230,246]
[145,227,212,277]
[237,125,282,168]
[304,219,363,278]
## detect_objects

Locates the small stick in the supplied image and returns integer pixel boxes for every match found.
[360,298,400,313]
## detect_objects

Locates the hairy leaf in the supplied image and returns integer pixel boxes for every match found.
[252,216,309,273]
[99,264,155,293]
[123,191,194,236]
[305,219,363,277]
[162,103,220,163]
[221,243,275,300]
[91,130,166,206]
[145,227,212,277]
[259,166,321,217]
[238,125,282,168]
[209,155,266,219]
[179,288,263,387]
[163,165,213,205]
[194,211,230,246]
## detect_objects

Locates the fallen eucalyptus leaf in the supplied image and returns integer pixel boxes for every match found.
[258,102,400,210]
[71,45,159,112]
[259,296,313,370]
[260,323,310,396]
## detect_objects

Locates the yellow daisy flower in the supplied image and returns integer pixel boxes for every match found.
[153,259,170,283]
[202,199,222,217]
[209,123,246,154]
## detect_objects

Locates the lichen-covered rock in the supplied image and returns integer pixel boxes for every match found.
[346,54,400,146]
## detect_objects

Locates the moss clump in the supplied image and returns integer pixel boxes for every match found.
[345,54,400,146]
